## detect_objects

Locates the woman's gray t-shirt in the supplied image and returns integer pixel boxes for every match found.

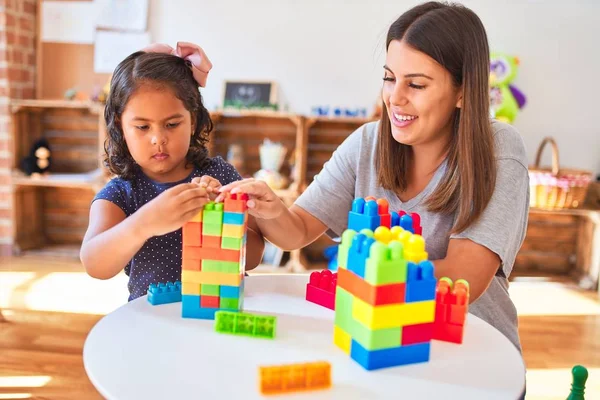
[295,119,529,352]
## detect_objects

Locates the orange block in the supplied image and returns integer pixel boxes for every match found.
[183,245,201,260]
[182,258,201,271]
[198,247,241,263]
[259,361,331,395]
[337,267,405,306]
[203,235,221,248]
[183,222,202,246]
[224,192,248,213]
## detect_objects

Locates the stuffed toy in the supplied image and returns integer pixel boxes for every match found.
[489,52,527,124]
[21,138,51,176]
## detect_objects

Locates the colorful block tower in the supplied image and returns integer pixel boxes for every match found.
[333,197,437,370]
[181,193,249,319]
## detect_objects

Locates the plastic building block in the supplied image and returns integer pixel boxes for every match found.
[202,235,221,248]
[200,284,220,296]
[201,295,220,308]
[337,267,405,306]
[352,296,435,329]
[182,270,242,286]
[306,270,337,310]
[347,233,375,278]
[147,281,182,305]
[223,192,249,212]
[182,282,201,296]
[223,211,245,225]
[411,212,422,235]
[405,260,437,302]
[364,241,407,285]
[348,198,380,232]
[401,322,434,345]
[183,222,202,246]
[403,234,428,263]
[566,365,588,400]
[399,214,414,233]
[203,202,224,224]
[377,198,391,228]
[215,310,276,339]
[221,236,243,250]
[350,340,430,370]
[222,224,245,238]
[337,229,357,269]
[432,277,470,344]
[203,222,223,236]
[259,361,331,395]
[220,285,241,298]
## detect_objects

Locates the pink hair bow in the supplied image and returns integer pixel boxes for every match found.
[142,41,213,87]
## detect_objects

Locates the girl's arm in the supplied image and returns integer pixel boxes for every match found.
[81,183,211,279]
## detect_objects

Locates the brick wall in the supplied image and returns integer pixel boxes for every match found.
[0,0,37,255]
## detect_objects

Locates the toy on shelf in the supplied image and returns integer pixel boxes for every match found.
[334,197,437,371]
[489,52,526,124]
[259,361,331,395]
[181,193,249,319]
[20,138,51,177]
[306,269,337,310]
[432,277,470,344]
[215,310,276,339]
[147,281,182,305]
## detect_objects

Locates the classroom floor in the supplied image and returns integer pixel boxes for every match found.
[1,256,599,399]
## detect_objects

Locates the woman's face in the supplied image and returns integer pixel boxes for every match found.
[382,40,462,147]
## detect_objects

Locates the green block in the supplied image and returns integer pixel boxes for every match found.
[202,260,222,272]
[350,322,402,351]
[337,229,357,269]
[201,284,220,296]
[364,241,407,285]
[220,261,240,273]
[334,287,354,332]
[221,236,242,250]
[203,223,222,236]
[203,202,224,225]
[214,310,276,339]
[220,297,240,310]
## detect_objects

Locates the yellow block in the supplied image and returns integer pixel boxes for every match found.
[182,282,201,296]
[352,297,435,329]
[190,211,202,222]
[181,270,242,286]
[333,325,351,355]
[222,223,245,238]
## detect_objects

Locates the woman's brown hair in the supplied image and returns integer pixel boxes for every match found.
[104,51,213,180]
[376,1,496,234]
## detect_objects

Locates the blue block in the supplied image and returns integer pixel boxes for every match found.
[350,340,430,370]
[400,214,414,233]
[347,233,375,278]
[220,285,241,299]
[147,281,182,305]
[348,198,380,232]
[223,212,245,225]
[391,211,400,228]
[406,261,437,302]
[181,295,218,319]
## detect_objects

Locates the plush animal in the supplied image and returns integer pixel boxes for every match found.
[21,138,51,176]
[489,52,527,124]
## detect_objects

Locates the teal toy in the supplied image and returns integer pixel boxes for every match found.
[489,52,526,124]
[566,365,588,400]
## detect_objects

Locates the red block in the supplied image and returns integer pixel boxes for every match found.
[183,222,202,246]
[402,322,434,345]
[411,212,422,235]
[306,270,337,310]
[201,295,220,308]
[433,323,465,344]
[377,198,391,228]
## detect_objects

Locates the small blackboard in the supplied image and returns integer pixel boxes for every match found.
[222,81,278,110]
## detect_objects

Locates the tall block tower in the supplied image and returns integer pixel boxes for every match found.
[333,197,436,370]
[181,193,249,319]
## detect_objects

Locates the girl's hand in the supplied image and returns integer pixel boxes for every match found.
[138,183,210,238]
[216,178,284,220]
[192,175,221,200]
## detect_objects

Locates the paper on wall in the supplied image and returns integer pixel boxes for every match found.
[41,1,96,44]
[94,31,151,73]
[95,0,149,32]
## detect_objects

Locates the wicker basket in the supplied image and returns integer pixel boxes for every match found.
[528,137,593,210]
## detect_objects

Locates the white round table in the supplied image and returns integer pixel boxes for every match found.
[83,274,525,399]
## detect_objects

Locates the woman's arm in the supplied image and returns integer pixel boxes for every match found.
[432,239,500,303]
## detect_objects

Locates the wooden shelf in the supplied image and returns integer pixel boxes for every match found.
[15,243,81,259]
[11,170,104,191]
[10,99,104,113]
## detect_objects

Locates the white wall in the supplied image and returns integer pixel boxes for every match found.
[149,0,600,175]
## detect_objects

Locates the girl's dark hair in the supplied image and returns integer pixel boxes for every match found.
[104,51,213,180]
[376,1,496,234]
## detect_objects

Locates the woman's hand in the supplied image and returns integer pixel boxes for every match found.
[192,175,221,200]
[216,178,285,220]
[138,183,210,238]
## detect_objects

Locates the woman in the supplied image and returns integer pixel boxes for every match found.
[219,0,528,367]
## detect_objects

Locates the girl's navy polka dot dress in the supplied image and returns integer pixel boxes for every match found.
[93,156,242,301]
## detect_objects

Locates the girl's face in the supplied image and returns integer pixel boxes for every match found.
[382,40,462,148]
[121,83,194,182]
